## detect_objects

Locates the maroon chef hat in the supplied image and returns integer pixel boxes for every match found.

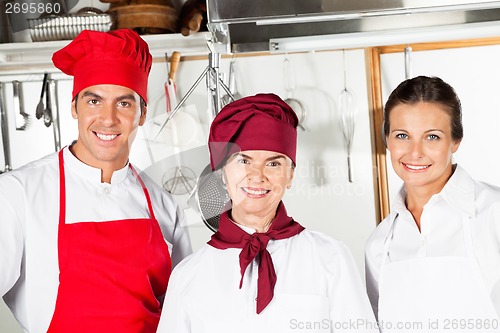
[52,29,152,103]
[209,93,298,170]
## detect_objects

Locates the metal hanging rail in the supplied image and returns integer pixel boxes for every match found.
[154,41,234,141]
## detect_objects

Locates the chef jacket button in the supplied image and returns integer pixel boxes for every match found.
[104,187,111,194]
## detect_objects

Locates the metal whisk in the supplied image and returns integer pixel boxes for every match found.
[338,50,358,183]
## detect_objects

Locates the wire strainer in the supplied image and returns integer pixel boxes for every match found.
[162,166,196,195]
[188,164,231,232]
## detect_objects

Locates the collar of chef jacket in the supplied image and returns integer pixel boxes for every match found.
[63,146,130,185]
[387,164,476,231]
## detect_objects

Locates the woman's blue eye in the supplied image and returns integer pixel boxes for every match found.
[428,134,440,140]
[395,133,408,139]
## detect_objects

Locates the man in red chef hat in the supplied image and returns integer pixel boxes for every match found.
[157,93,378,333]
[0,29,191,333]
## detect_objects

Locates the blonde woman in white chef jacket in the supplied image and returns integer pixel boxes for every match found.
[0,29,191,333]
[365,76,500,332]
[157,93,379,333]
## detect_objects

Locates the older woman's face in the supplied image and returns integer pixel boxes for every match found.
[386,102,460,192]
[223,150,294,216]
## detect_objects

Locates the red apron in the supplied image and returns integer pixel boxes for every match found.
[47,150,172,332]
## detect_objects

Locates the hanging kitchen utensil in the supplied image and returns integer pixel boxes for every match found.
[162,166,196,195]
[154,46,228,141]
[36,73,48,120]
[405,45,412,80]
[221,56,243,107]
[283,55,306,131]
[165,51,181,113]
[12,80,30,131]
[44,76,53,127]
[338,50,358,183]
[161,51,197,197]
[48,79,61,151]
[0,83,12,173]
[187,163,230,232]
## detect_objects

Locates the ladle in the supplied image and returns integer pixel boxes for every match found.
[283,55,306,131]
[221,56,242,107]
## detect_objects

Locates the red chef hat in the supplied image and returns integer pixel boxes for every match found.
[209,93,298,170]
[52,29,152,103]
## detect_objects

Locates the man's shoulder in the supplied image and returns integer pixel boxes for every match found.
[0,152,58,184]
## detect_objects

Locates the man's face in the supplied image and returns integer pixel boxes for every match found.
[70,84,146,171]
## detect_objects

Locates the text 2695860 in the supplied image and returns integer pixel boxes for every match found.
[5,1,62,15]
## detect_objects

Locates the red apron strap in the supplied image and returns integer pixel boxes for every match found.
[58,149,66,226]
[129,164,157,221]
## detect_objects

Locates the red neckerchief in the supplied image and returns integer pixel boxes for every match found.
[208,201,305,314]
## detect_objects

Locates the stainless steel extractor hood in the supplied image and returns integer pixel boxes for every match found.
[206,0,500,53]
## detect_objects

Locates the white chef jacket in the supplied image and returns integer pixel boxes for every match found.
[158,225,379,333]
[0,146,192,333]
[365,165,500,318]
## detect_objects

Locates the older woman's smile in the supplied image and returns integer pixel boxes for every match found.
[241,187,271,198]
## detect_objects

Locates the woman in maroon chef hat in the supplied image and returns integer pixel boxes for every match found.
[158,93,378,333]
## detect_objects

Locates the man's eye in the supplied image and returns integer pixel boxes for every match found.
[118,101,131,107]
[268,161,281,167]
[88,99,99,105]
[237,159,249,164]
